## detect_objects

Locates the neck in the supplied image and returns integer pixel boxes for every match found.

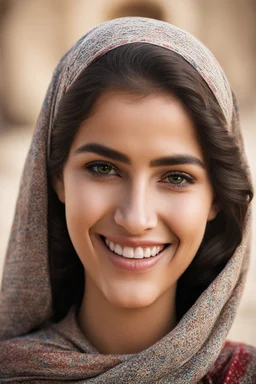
[78,279,177,355]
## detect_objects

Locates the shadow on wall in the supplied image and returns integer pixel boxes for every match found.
[108,1,166,21]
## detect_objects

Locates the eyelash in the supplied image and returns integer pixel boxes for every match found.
[84,161,196,189]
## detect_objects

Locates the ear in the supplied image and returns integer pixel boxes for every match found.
[207,201,220,221]
[52,175,65,204]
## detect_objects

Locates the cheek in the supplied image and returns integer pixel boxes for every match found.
[65,179,110,228]
[63,179,110,272]
[164,191,212,254]
[160,192,213,285]
[63,177,118,259]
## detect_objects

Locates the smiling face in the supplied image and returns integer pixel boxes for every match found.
[54,90,218,310]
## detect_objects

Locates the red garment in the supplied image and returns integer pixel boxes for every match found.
[204,341,256,383]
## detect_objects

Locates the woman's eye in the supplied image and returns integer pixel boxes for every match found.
[162,172,195,188]
[167,175,184,184]
[94,164,113,175]
[85,162,118,178]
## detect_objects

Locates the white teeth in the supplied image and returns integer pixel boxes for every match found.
[103,237,166,259]
[109,241,115,251]
[134,247,144,259]
[144,248,151,258]
[123,246,134,258]
[115,244,122,255]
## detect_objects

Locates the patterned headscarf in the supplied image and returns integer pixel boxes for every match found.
[0,17,254,383]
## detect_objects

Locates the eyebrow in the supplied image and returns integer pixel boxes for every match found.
[74,143,205,169]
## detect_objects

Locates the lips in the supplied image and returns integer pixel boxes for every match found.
[101,234,169,248]
[98,235,170,272]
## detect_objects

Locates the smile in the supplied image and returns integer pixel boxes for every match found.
[98,235,171,272]
[101,236,169,259]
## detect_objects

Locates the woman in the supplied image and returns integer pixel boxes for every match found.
[0,17,255,383]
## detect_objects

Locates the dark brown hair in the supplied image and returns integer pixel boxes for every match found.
[48,43,253,322]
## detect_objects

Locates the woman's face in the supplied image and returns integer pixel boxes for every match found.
[55,90,218,309]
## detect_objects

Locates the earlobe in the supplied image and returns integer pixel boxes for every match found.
[207,202,220,221]
[52,176,65,204]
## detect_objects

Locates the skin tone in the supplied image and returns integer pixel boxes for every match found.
[54,89,219,355]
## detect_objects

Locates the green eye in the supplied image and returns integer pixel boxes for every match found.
[162,172,195,188]
[96,165,113,174]
[168,175,185,184]
[85,162,117,178]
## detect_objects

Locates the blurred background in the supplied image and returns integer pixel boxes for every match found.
[0,0,255,344]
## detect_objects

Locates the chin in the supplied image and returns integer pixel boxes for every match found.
[103,283,160,309]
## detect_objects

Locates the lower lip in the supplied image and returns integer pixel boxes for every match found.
[98,236,169,272]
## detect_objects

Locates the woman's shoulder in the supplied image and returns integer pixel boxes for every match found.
[206,340,256,384]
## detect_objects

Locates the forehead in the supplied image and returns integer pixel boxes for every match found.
[71,90,204,162]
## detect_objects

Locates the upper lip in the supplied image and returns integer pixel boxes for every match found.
[100,234,169,247]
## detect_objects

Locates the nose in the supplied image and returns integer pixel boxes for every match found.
[114,179,158,235]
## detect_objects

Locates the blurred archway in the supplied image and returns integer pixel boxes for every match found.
[108,1,166,21]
